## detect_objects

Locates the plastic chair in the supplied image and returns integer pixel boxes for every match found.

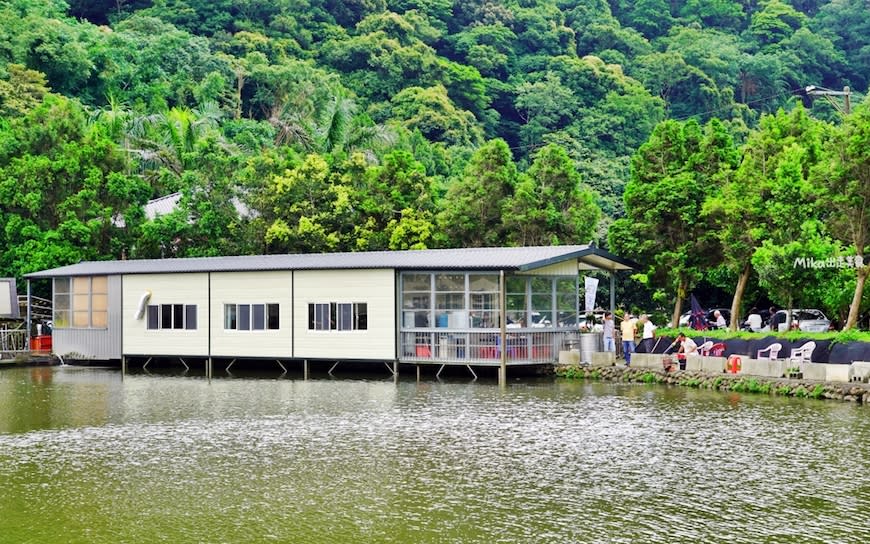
[706,342,726,357]
[789,341,816,365]
[698,340,714,355]
[757,342,782,360]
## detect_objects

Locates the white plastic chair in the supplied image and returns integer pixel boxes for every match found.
[698,340,714,356]
[789,341,816,365]
[757,342,782,360]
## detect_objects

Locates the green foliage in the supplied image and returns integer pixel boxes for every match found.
[639,372,657,383]
[0,0,866,329]
[609,117,737,325]
[731,378,771,394]
[775,385,793,395]
[504,144,601,246]
[809,384,825,399]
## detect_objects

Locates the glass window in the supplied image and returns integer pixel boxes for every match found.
[313,303,330,330]
[308,302,367,331]
[147,306,159,330]
[225,304,237,330]
[267,304,279,329]
[435,293,464,310]
[402,274,431,291]
[355,303,367,330]
[172,304,184,329]
[506,276,526,294]
[55,276,108,329]
[238,304,250,330]
[435,273,464,291]
[402,293,430,310]
[469,274,498,292]
[252,304,265,330]
[161,305,173,329]
[148,304,196,330]
[185,305,197,330]
[338,303,353,330]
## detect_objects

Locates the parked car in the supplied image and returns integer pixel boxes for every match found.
[677,308,731,329]
[769,309,831,332]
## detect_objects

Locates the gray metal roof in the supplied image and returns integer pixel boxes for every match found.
[24,245,637,279]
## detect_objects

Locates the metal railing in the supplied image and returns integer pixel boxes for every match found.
[19,295,52,322]
[0,326,28,355]
[401,329,578,365]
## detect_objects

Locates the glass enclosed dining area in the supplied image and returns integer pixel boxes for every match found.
[399,271,580,365]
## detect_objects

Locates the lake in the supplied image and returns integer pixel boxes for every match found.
[1,366,868,543]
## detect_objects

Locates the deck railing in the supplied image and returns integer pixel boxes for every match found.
[401,329,578,365]
[0,327,28,355]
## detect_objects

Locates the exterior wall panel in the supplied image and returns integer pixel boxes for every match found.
[518,261,578,276]
[123,274,210,357]
[209,271,292,358]
[294,269,396,360]
[53,275,122,361]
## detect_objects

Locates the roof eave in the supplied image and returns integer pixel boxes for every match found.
[519,247,638,272]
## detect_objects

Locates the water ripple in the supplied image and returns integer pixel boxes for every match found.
[0,371,868,543]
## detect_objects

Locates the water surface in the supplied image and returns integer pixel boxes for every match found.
[1,366,867,543]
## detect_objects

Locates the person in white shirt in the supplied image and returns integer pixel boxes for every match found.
[670,333,698,366]
[639,314,656,352]
[713,310,727,329]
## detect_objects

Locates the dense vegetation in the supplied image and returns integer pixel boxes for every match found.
[0,1,868,327]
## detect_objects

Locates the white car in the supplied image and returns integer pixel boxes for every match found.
[769,309,831,332]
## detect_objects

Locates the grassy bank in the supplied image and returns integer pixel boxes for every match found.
[555,365,870,404]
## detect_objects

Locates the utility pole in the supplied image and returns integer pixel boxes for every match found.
[804,85,851,114]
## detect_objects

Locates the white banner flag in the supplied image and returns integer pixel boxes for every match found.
[584,276,598,313]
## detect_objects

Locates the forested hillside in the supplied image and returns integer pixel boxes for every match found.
[1,0,868,326]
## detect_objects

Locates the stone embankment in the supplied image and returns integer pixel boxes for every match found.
[555,365,870,404]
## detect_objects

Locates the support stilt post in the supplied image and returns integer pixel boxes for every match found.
[499,270,507,387]
[304,359,309,380]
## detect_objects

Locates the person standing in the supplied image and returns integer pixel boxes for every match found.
[713,310,727,329]
[620,313,636,366]
[640,314,656,352]
[602,312,615,353]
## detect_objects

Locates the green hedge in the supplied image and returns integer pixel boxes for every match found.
[655,327,870,345]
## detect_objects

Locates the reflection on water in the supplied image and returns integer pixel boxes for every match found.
[0,367,868,543]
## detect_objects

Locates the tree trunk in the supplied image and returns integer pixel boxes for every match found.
[729,263,751,332]
[785,295,794,331]
[671,278,687,329]
[845,263,869,330]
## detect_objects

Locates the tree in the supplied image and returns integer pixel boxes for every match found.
[0,94,149,277]
[386,84,484,147]
[352,150,436,250]
[263,153,350,253]
[437,139,517,247]
[609,118,736,326]
[0,64,49,117]
[705,106,829,329]
[752,221,838,322]
[815,100,870,329]
[503,144,601,246]
[748,0,807,46]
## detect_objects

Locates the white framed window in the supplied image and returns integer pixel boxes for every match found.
[147,304,197,330]
[308,302,367,331]
[224,303,279,330]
